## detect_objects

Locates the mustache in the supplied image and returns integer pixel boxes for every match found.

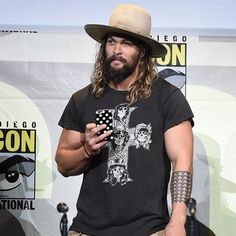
[107,55,127,64]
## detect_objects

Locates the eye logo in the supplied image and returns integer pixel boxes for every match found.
[0,155,35,198]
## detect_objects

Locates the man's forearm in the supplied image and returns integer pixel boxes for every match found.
[169,171,192,224]
[56,145,92,177]
[171,171,192,204]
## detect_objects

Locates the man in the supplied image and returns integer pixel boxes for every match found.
[55,3,194,236]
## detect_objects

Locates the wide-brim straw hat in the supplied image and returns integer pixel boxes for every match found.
[84,4,167,58]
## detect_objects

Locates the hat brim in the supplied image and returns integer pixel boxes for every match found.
[84,24,167,58]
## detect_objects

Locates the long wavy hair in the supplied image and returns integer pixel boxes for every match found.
[91,37,158,104]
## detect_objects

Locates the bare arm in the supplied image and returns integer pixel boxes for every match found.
[164,120,193,236]
[55,123,112,177]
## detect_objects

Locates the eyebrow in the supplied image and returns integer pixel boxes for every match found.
[0,155,35,176]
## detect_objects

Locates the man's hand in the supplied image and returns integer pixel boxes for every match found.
[164,202,187,236]
[164,221,186,236]
[84,123,113,156]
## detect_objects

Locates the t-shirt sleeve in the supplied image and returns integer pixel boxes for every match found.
[162,89,194,132]
[58,93,85,133]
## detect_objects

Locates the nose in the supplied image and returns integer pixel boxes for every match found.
[113,43,122,55]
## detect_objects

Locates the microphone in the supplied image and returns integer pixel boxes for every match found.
[57,202,69,213]
[57,202,69,236]
[187,198,196,216]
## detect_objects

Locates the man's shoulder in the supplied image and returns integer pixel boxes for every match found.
[153,77,178,93]
[72,83,93,98]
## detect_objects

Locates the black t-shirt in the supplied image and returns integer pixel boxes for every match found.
[59,78,194,236]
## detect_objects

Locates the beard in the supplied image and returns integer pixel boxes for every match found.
[104,55,140,84]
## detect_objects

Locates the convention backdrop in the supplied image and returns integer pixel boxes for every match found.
[0,30,235,236]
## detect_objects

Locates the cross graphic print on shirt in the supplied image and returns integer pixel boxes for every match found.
[100,103,152,186]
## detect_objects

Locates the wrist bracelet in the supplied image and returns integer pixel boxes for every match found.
[83,145,91,158]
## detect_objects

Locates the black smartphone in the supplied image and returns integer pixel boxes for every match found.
[95,109,114,141]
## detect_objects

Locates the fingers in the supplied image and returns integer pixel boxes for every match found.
[84,123,112,156]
